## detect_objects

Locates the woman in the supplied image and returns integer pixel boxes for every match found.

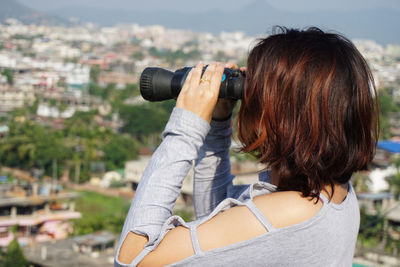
[115,27,378,266]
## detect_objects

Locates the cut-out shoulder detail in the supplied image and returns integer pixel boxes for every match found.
[252,191,324,229]
[118,232,148,264]
[139,226,194,267]
[197,205,267,252]
[115,183,359,267]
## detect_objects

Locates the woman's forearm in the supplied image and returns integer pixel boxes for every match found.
[118,107,210,247]
[194,117,234,219]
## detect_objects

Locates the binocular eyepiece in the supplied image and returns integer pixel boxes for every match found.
[140,66,245,101]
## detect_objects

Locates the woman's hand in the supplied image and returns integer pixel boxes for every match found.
[176,62,225,123]
[176,62,246,123]
[211,62,245,121]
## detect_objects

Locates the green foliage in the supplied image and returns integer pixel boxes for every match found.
[29,99,39,114]
[119,101,175,139]
[10,225,18,234]
[358,205,384,248]
[236,57,247,68]
[64,57,79,64]
[101,83,116,101]
[123,83,140,98]
[90,66,101,83]
[103,135,139,170]
[49,99,57,107]
[386,156,400,200]
[148,47,201,66]
[73,191,130,235]
[358,204,400,255]
[172,209,194,222]
[0,106,140,181]
[109,180,126,188]
[63,108,140,179]
[58,102,68,113]
[0,121,71,177]
[387,173,400,200]
[149,47,159,57]
[64,110,99,138]
[11,34,33,40]
[131,39,142,46]
[88,82,139,112]
[378,87,400,139]
[215,51,230,62]
[1,69,13,85]
[88,82,103,98]
[0,80,150,182]
[132,51,145,60]
[351,171,372,193]
[1,238,28,267]
[22,52,36,58]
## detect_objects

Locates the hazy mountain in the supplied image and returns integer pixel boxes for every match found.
[0,0,66,25]
[48,0,400,44]
[1,0,399,44]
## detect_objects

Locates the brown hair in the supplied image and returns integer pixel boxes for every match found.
[238,27,378,199]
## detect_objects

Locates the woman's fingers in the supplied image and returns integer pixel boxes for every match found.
[181,66,194,93]
[178,61,244,122]
[225,62,238,69]
[176,62,225,123]
[224,62,246,73]
[209,63,224,94]
[190,62,203,89]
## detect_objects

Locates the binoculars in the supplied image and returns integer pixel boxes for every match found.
[140,66,246,101]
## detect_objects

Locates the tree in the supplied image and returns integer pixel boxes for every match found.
[119,101,174,139]
[386,155,400,200]
[0,121,70,178]
[88,82,103,97]
[103,135,139,170]
[1,238,28,267]
[90,66,101,83]
[378,87,399,139]
[215,51,230,62]
[1,69,13,85]
[387,173,400,200]
[149,47,160,58]
[351,171,372,193]
[358,205,385,248]
[132,51,145,60]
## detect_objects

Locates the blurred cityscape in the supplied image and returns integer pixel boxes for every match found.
[0,7,399,267]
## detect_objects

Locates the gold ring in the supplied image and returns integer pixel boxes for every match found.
[200,77,211,84]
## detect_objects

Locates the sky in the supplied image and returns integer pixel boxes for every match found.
[18,0,400,13]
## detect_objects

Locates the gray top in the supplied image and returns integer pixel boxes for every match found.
[115,107,360,267]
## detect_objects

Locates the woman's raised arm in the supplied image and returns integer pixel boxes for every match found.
[115,63,226,265]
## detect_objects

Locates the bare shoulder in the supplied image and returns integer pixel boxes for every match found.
[196,191,323,251]
[122,192,324,266]
[253,191,323,229]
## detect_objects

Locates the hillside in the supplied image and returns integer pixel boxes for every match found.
[0,0,66,25]
[49,0,400,44]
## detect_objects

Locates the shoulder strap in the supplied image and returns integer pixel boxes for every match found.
[190,224,202,255]
[319,192,329,204]
[245,200,276,232]
[130,247,151,266]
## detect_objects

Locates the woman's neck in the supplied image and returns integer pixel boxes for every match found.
[270,168,349,204]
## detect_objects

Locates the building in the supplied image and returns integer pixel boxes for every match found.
[0,180,81,247]
[23,231,117,266]
[98,72,138,89]
[124,156,194,207]
[0,84,35,112]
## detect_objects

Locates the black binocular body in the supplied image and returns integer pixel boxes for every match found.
[140,66,246,101]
